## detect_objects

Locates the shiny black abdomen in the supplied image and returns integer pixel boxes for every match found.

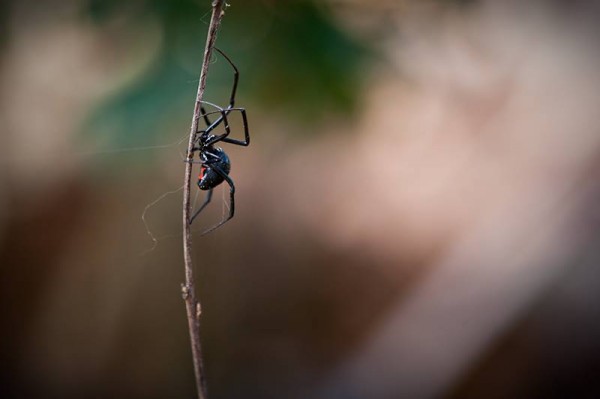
[198,146,231,190]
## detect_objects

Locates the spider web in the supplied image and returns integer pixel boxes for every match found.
[53,130,221,254]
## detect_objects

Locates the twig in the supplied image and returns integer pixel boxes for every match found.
[182,1,227,398]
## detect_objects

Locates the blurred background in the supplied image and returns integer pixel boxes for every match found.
[2,0,600,398]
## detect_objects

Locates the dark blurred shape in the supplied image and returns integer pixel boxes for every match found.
[448,221,600,399]
[0,180,90,398]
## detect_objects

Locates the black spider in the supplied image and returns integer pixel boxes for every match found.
[189,48,250,234]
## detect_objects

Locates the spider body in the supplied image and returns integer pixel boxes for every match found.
[197,145,231,191]
[189,48,249,234]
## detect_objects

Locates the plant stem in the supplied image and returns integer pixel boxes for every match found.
[182,1,227,398]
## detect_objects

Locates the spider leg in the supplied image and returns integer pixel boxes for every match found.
[200,164,235,235]
[200,105,213,127]
[196,107,226,138]
[196,48,240,135]
[214,47,239,109]
[220,108,249,147]
[204,107,249,147]
[189,188,213,224]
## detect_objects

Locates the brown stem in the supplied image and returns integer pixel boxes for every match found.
[182,1,227,398]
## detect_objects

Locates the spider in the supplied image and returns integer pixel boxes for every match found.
[189,48,250,234]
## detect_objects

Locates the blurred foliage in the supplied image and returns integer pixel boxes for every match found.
[0,1,10,48]
[82,0,371,146]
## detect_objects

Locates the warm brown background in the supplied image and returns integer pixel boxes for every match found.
[2,0,600,398]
